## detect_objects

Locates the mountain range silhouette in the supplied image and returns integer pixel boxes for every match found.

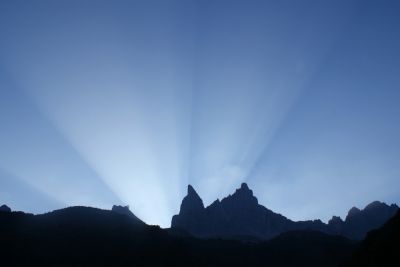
[171,183,398,240]
[1,183,399,266]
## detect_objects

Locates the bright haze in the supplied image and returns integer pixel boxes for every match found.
[1,0,400,227]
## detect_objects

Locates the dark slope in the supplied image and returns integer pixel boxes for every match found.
[0,206,356,267]
[172,184,398,240]
[328,201,399,239]
[265,230,356,267]
[172,183,328,239]
[111,204,144,224]
[0,204,11,212]
[0,207,150,266]
[345,210,400,267]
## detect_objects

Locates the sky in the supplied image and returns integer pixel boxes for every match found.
[0,0,400,227]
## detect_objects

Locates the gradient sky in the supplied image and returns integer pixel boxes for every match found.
[1,0,400,227]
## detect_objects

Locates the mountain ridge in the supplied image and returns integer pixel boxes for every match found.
[1,193,398,266]
[171,183,398,240]
[0,205,357,267]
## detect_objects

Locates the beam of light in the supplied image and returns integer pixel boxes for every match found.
[6,30,194,226]
[1,0,195,227]
[0,78,122,211]
[2,0,394,228]
[187,0,353,206]
[15,64,192,227]
[2,0,340,226]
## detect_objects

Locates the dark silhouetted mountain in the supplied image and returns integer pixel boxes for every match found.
[172,183,330,239]
[266,230,356,267]
[0,205,357,267]
[0,204,11,213]
[328,215,344,233]
[345,210,400,267]
[172,184,398,240]
[328,201,399,240]
[111,205,144,224]
[171,185,206,235]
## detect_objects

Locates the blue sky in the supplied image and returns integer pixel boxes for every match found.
[0,0,399,227]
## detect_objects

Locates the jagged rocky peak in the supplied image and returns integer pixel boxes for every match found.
[0,204,11,213]
[188,184,199,197]
[241,182,249,190]
[327,216,344,234]
[171,185,206,231]
[363,201,399,212]
[364,201,385,210]
[171,183,399,241]
[328,216,344,225]
[112,205,133,216]
[111,205,144,224]
[233,183,253,196]
[345,201,398,222]
[210,199,221,206]
[347,206,361,218]
[228,182,258,205]
[180,185,204,214]
[208,199,222,210]
[342,201,399,239]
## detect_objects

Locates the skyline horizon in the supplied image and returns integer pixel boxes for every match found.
[2,181,398,228]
